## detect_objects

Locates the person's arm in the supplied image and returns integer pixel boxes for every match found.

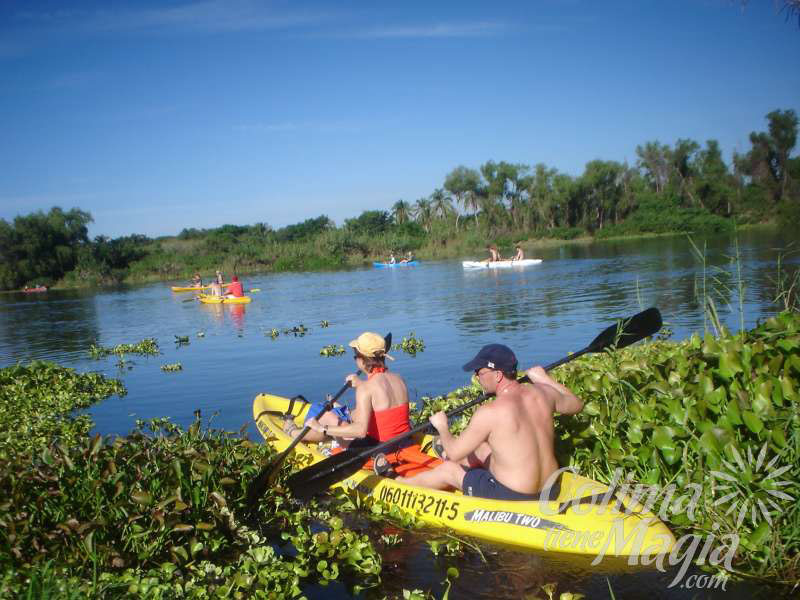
[525,366,583,415]
[430,406,492,462]
[313,377,371,439]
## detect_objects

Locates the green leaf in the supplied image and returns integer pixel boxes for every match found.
[741,411,763,434]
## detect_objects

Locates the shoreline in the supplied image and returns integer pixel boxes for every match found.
[1,223,776,293]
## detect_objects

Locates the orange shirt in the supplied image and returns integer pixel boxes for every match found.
[227,281,244,297]
[367,403,411,442]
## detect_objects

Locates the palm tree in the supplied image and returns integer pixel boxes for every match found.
[412,198,434,233]
[391,200,411,225]
[429,188,454,221]
[444,166,482,231]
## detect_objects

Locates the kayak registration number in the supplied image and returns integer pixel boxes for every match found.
[378,485,460,521]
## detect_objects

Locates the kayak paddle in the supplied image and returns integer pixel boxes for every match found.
[285,307,663,501]
[246,332,393,510]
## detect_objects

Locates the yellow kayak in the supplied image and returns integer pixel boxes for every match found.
[253,393,676,557]
[171,283,230,292]
[197,294,251,304]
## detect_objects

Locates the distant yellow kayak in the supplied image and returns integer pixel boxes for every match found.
[171,283,230,292]
[197,294,251,304]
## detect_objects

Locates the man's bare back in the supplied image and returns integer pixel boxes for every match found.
[397,345,582,500]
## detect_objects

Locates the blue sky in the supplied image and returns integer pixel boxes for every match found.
[1,1,798,238]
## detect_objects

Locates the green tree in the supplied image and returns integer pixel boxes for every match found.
[480,161,530,228]
[391,200,412,225]
[412,198,434,233]
[0,207,92,289]
[429,188,454,222]
[444,166,482,230]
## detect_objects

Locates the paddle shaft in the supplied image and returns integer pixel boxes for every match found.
[286,307,662,498]
[278,372,359,459]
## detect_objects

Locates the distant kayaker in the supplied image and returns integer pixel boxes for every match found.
[511,245,524,262]
[389,252,396,265]
[191,273,203,287]
[396,344,583,500]
[400,251,414,264]
[209,281,223,297]
[215,270,224,285]
[483,245,501,263]
[226,275,244,298]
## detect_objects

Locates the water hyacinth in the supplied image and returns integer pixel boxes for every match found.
[320,344,346,357]
[392,333,425,356]
[89,338,161,359]
[0,366,383,598]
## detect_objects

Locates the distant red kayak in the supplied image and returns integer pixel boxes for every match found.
[22,286,48,293]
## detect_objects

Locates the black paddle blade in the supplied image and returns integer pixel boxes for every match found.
[245,459,281,509]
[588,307,662,352]
[384,332,392,352]
[286,449,366,501]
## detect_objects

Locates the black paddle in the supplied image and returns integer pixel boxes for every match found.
[285,307,662,501]
[246,332,393,509]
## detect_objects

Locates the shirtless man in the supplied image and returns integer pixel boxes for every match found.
[483,245,501,263]
[511,245,524,262]
[396,344,583,500]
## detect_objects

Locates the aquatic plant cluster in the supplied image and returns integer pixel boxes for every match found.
[416,311,800,584]
[320,344,346,357]
[0,365,385,598]
[392,333,425,356]
[88,338,161,359]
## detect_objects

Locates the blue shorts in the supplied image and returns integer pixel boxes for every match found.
[462,468,561,501]
[303,399,351,424]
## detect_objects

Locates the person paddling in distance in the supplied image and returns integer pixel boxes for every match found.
[482,244,501,264]
[225,275,244,298]
[396,344,583,500]
[191,273,203,287]
[400,251,414,264]
[388,252,396,265]
[209,280,223,297]
[215,270,224,285]
[510,244,524,262]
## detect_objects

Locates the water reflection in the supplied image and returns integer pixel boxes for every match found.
[197,302,246,334]
[0,290,99,364]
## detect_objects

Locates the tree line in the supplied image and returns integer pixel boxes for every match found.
[0,109,797,290]
[392,109,798,239]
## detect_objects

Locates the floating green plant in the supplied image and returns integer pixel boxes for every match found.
[160,363,183,372]
[320,344,346,357]
[88,338,160,359]
[174,335,190,345]
[393,332,425,355]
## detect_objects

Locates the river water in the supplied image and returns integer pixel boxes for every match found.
[0,228,794,599]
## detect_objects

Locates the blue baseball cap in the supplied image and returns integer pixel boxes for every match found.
[462,344,518,373]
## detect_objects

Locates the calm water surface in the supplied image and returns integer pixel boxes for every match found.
[0,229,794,599]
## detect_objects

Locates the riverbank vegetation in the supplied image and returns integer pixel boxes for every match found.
[1,109,798,291]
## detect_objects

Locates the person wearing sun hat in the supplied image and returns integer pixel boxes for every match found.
[303,331,442,476]
[396,343,583,500]
[306,331,405,444]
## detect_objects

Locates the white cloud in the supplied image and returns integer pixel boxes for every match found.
[12,0,329,36]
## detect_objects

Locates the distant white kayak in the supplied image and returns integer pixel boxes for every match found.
[462,259,543,269]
